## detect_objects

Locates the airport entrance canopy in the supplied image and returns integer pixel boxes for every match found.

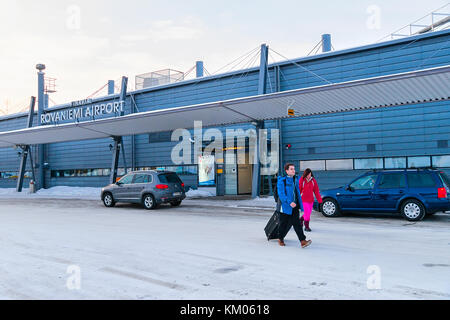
[0,65,449,148]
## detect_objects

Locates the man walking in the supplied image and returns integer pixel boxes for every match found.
[277,163,312,248]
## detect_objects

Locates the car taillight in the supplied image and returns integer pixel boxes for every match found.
[438,187,447,199]
[181,183,185,188]
[156,184,169,189]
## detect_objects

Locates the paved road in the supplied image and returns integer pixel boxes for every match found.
[0,199,449,299]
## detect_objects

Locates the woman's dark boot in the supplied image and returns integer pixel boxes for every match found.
[304,220,312,232]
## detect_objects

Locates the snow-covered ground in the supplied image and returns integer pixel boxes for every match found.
[0,197,449,300]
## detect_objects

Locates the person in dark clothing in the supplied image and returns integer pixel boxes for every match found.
[277,163,312,248]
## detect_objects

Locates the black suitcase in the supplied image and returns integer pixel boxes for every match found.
[264,210,281,240]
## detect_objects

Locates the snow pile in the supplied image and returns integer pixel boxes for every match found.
[35,186,101,199]
[185,188,215,198]
[0,186,101,200]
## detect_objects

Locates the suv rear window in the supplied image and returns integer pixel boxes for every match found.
[407,173,436,188]
[438,172,450,188]
[158,173,182,184]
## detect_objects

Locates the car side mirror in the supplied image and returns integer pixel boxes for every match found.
[346,185,354,192]
[116,181,122,186]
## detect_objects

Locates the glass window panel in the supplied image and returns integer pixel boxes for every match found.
[432,155,450,168]
[378,173,406,189]
[79,169,88,177]
[408,156,431,168]
[407,173,436,188]
[158,173,182,184]
[354,158,383,170]
[326,159,353,170]
[118,174,134,184]
[300,160,325,171]
[133,174,147,184]
[385,157,406,169]
[350,174,378,190]
[438,172,450,188]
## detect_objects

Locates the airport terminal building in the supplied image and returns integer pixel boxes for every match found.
[0,29,449,195]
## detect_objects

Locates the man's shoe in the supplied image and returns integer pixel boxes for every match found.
[305,227,312,232]
[278,239,286,246]
[301,240,312,248]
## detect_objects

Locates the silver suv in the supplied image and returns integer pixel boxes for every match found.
[101,170,186,209]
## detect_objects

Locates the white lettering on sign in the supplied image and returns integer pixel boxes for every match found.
[40,100,125,125]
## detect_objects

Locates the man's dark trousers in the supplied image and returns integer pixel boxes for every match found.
[278,205,306,242]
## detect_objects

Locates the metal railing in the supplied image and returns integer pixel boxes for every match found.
[377,3,450,43]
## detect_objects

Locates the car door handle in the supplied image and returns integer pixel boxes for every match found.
[399,190,404,194]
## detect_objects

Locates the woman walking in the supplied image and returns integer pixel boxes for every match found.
[299,168,322,232]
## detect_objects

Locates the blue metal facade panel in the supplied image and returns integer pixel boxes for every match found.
[0,30,449,189]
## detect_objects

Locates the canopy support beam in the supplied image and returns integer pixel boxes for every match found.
[16,97,36,192]
[109,136,122,184]
[252,44,269,198]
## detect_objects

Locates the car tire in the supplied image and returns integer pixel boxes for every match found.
[321,198,341,217]
[142,194,156,210]
[400,199,425,221]
[170,200,182,207]
[102,192,115,207]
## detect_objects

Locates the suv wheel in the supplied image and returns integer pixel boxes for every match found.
[142,194,156,210]
[103,192,115,207]
[321,198,341,217]
[170,200,182,207]
[401,199,425,221]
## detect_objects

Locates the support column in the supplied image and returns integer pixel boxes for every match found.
[108,80,115,94]
[110,136,122,184]
[44,93,49,109]
[196,61,204,78]
[251,44,269,198]
[37,66,45,190]
[257,44,268,94]
[16,97,36,192]
[322,34,332,52]
[275,65,283,175]
[121,139,128,175]
[109,76,129,180]
[119,77,128,117]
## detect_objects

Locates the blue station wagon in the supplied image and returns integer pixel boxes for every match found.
[317,169,450,221]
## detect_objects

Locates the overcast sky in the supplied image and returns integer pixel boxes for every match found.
[0,0,448,114]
